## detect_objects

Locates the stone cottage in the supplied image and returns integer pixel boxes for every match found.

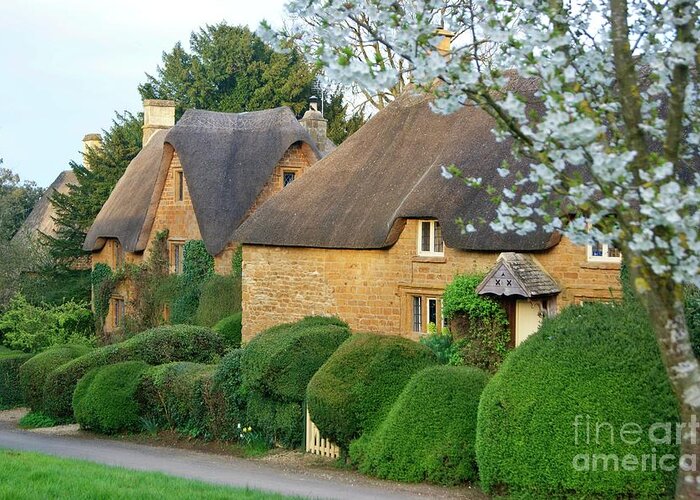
[84,99,329,331]
[234,86,623,344]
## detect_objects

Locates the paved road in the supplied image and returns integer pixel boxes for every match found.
[0,421,479,499]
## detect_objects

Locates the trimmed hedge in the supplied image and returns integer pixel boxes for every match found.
[208,349,246,440]
[351,365,489,485]
[307,333,437,450]
[43,325,224,419]
[138,362,214,437]
[476,301,679,498]
[19,345,92,412]
[73,361,150,434]
[213,312,243,350]
[241,316,350,448]
[195,274,241,328]
[0,350,33,408]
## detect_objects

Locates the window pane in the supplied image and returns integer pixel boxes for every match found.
[177,171,184,201]
[591,241,603,257]
[433,222,443,253]
[428,298,437,325]
[413,296,422,332]
[283,171,296,187]
[607,245,621,258]
[421,222,431,252]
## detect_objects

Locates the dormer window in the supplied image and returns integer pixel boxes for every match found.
[417,220,444,256]
[283,171,296,187]
[587,241,622,263]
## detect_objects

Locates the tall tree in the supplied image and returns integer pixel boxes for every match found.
[278,0,699,495]
[47,112,142,266]
[0,160,44,241]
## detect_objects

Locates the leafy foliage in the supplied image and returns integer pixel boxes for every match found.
[0,294,94,353]
[306,333,437,450]
[73,361,150,434]
[18,412,57,429]
[0,350,33,408]
[352,365,489,485]
[170,240,214,324]
[42,324,224,419]
[208,349,247,440]
[685,286,700,357]
[91,263,114,334]
[195,274,241,328]
[212,312,243,350]
[240,316,350,448]
[442,274,511,372]
[19,344,92,412]
[476,301,679,497]
[0,162,44,241]
[46,112,142,267]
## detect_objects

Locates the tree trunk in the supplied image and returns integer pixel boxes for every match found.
[629,262,700,498]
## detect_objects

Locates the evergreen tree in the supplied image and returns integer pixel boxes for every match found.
[0,161,44,241]
[47,112,142,266]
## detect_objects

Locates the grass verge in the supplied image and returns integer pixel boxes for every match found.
[0,450,296,499]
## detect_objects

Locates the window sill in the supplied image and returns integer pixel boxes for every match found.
[581,261,621,270]
[412,255,447,264]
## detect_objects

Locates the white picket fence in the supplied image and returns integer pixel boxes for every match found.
[305,408,340,458]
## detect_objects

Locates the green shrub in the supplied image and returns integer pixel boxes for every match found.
[0,350,33,408]
[419,332,456,364]
[442,274,511,372]
[685,285,700,357]
[351,365,489,485]
[73,361,149,434]
[0,294,94,353]
[212,312,243,349]
[208,349,246,440]
[18,411,57,429]
[170,240,214,324]
[307,333,437,450]
[19,344,92,412]
[241,316,350,448]
[476,301,679,498]
[43,325,224,419]
[138,362,214,438]
[195,275,241,328]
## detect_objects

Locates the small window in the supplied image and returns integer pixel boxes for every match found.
[113,240,124,268]
[412,296,422,333]
[587,242,622,262]
[171,242,185,274]
[283,171,296,187]
[175,170,184,201]
[112,297,125,328]
[417,220,444,256]
[411,295,445,334]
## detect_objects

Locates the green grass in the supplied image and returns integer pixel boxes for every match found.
[0,450,296,499]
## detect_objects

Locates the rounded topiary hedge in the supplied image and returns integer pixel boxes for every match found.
[476,301,680,498]
[307,333,437,450]
[351,365,489,485]
[240,316,350,448]
[0,351,33,408]
[43,325,224,419]
[73,361,150,434]
[212,312,243,350]
[19,344,92,412]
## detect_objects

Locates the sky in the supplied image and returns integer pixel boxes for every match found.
[0,0,287,187]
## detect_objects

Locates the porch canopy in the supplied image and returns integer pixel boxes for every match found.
[477,252,560,298]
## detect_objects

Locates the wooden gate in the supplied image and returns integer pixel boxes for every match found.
[305,408,340,458]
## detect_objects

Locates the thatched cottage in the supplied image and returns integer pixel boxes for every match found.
[234,87,623,344]
[84,99,329,331]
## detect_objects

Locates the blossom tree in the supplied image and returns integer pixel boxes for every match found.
[264,0,700,495]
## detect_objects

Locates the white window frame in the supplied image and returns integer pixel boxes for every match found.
[417,220,444,257]
[586,242,622,263]
[411,295,445,334]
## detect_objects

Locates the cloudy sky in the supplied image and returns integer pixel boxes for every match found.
[0,0,287,187]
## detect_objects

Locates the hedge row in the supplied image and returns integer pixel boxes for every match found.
[43,325,224,419]
[0,350,33,408]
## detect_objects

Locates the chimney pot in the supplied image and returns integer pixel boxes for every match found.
[309,95,319,112]
[142,99,176,145]
[435,28,455,59]
[82,133,102,171]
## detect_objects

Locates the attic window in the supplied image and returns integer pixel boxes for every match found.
[171,241,185,274]
[112,240,124,268]
[587,242,621,263]
[417,220,444,256]
[283,171,296,187]
[175,169,184,201]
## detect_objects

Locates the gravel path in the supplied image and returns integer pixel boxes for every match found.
[0,412,486,500]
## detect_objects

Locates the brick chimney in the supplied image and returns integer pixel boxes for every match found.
[299,96,328,153]
[142,99,176,145]
[82,133,102,171]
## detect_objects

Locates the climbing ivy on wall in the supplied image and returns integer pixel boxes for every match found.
[91,262,116,337]
[170,240,214,324]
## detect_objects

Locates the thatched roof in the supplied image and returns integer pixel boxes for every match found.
[13,170,77,243]
[84,107,321,255]
[84,129,170,253]
[234,86,560,251]
[165,107,321,255]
